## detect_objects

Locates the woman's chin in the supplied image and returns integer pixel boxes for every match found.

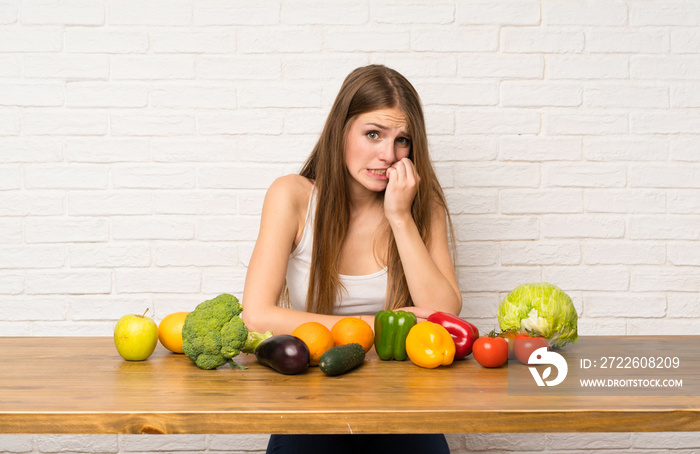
[366,180,389,192]
[349,174,388,194]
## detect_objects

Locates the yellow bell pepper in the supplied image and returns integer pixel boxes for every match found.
[405,321,456,368]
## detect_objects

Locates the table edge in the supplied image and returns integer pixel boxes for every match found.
[2,408,698,434]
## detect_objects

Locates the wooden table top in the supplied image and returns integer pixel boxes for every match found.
[0,336,698,435]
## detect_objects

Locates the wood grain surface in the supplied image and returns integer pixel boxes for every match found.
[0,336,697,434]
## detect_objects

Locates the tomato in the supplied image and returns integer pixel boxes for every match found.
[513,333,549,365]
[472,336,509,368]
[497,330,518,360]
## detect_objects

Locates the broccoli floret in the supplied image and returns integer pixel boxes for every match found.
[181,293,273,370]
[220,316,247,360]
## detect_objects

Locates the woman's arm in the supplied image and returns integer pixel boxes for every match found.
[384,158,462,315]
[241,175,354,335]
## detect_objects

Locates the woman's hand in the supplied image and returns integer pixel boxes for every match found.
[384,157,420,225]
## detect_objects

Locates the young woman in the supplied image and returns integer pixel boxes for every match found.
[241,65,461,453]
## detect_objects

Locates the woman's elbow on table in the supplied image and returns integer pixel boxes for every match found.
[241,305,270,334]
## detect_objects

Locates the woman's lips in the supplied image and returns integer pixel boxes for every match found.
[367,168,388,180]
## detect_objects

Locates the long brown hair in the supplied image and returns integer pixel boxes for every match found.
[298,65,453,314]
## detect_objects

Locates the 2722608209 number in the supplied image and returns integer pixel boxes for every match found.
[595,356,680,369]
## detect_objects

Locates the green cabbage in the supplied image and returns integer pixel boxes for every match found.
[497,282,578,348]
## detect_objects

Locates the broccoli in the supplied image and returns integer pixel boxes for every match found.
[181,293,273,370]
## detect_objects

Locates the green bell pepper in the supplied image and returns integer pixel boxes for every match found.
[373,310,417,361]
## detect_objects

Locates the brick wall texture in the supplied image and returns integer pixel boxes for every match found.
[0,0,698,452]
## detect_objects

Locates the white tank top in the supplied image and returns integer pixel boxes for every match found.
[285,186,388,316]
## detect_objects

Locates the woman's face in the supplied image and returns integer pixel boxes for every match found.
[344,107,412,194]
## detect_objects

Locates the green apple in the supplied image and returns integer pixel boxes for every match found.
[114,309,159,361]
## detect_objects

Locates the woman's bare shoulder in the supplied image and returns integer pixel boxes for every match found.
[265,174,313,212]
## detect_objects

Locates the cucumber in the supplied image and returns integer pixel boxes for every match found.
[318,343,365,376]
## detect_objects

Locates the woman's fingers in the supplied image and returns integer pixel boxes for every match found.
[388,160,403,183]
[388,158,417,185]
[384,158,419,223]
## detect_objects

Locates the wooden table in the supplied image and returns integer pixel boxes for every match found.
[0,336,698,435]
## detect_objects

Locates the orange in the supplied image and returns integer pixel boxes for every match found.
[292,322,335,366]
[330,317,374,353]
[158,312,189,353]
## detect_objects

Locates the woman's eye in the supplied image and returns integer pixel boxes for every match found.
[367,131,379,140]
[396,137,411,147]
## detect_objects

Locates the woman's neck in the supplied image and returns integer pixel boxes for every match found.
[348,181,384,215]
[350,192,383,218]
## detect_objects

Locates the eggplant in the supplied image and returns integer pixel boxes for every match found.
[254,334,310,375]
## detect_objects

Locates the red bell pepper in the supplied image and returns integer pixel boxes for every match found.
[427,312,479,360]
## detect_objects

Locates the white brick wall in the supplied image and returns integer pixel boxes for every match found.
[1,0,698,452]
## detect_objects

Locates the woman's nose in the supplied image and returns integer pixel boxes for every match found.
[377,140,397,163]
